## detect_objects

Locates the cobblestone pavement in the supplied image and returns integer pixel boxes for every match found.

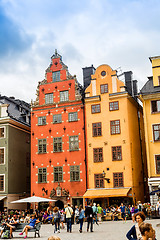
[13,219,160,240]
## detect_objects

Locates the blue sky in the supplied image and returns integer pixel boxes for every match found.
[0,0,160,102]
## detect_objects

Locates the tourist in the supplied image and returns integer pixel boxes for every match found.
[139,222,156,240]
[65,203,73,233]
[53,207,60,233]
[85,201,93,232]
[120,203,126,222]
[92,203,98,225]
[126,211,146,240]
[74,206,79,224]
[78,205,85,233]
[19,214,40,239]
[97,204,103,223]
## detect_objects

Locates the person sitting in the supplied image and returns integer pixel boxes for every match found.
[139,222,156,240]
[0,215,19,239]
[19,214,40,239]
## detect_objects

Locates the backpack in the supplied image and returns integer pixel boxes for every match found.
[1,230,10,239]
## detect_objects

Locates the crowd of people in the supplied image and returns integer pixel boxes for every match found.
[0,200,158,239]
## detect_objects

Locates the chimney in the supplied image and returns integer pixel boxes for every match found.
[82,65,95,90]
[124,71,133,96]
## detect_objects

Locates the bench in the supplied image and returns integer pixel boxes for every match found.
[13,222,41,238]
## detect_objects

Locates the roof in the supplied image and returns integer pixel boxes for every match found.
[83,188,131,198]
[140,77,160,95]
[0,95,30,127]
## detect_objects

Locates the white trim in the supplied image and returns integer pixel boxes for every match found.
[0,174,5,192]
[0,147,5,165]
[0,126,6,138]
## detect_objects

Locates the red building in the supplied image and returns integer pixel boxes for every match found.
[31,50,86,208]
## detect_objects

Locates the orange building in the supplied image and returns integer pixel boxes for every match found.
[31,50,86,208]
[83,64,147,206]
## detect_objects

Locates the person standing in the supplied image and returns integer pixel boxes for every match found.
[78,205,84,233]
[120,203,126,222]
[85,201,93,232]
[92,203,98,225]
[65,203,73,233]
[97,204,103,223]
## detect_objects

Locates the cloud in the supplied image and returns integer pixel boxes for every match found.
[0,4,34,58]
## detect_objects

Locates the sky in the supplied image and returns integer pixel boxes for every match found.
[0,0,160,103]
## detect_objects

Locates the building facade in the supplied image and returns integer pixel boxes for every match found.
[31,51,86,208]
[0,96,30,210]
[139,56,160,206]
[83,64,147,206]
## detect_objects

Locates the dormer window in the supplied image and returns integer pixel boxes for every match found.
[52,71,60,82]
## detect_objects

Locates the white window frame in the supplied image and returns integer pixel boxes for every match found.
[45,93,53,104]
[60,91,69,102]
[0,147,5,165]
[0,174,5,192]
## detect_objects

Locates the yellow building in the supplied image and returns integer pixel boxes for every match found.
[83,64,147,206]
[139,56,160,206]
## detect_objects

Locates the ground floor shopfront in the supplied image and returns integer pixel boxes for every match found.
[83,188,133,207]
[148,177,160,206]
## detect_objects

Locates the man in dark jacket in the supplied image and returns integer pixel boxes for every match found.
[85,201,93,232]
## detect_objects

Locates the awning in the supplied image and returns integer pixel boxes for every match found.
[83,188,131,199]
[0,196,7,201]
[150,189,160,195]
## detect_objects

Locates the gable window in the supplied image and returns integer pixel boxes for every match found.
[100,84,108,94]
[95,174,104,188]
[54,166,63,182]
[112,146,122,161]
[0,149,4,164]
[53,114,62,124]
[38,168,47,183]
[153,124,160,142]
[53,137,62,152]
[0,175,4,191]
[113,172,124,187]
[91,104,101,114]
[92,122,102,137]
[0,128,5,138]
[93,148,103,162]
[68,112,78,122]
[151,100,160,113]
[38,139,47,154]
[70,165,80,181]
[45,93,53,104]
[110,120,120,135]
[109,101,119,111]
[155,155,160,174]
[60,91,69,102]
[52,71,60,82]
[69,135,79,151]
[38,116,46,126]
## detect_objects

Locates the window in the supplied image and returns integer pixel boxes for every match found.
[69,136,79,151]
[110,120,120,135]
[54,166,63,182]
[100,84,108,94]
[53,114,62,124]
[38,116,46,126]
[0,175,4,191]
[112,146,122,161]
[0,149,4,164]
[0,128,4,138]
[53,137,62,152]
[92,122,102,137]
[151,100,160,113]
[38,139,47,154]
[70,165,80,181]
[38,168,47,183]
[113,172,124,187]
[52,71,60,82]
[60,91,69,102]
[153,124,160,142]
[109,101,119,111]
[68,112,78,122]
[45,93,53,104]
[93,148,103,162]
[158,76,160,85]
[155,155,160,174]
[95,174,104,188]
[91,104,101,114]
